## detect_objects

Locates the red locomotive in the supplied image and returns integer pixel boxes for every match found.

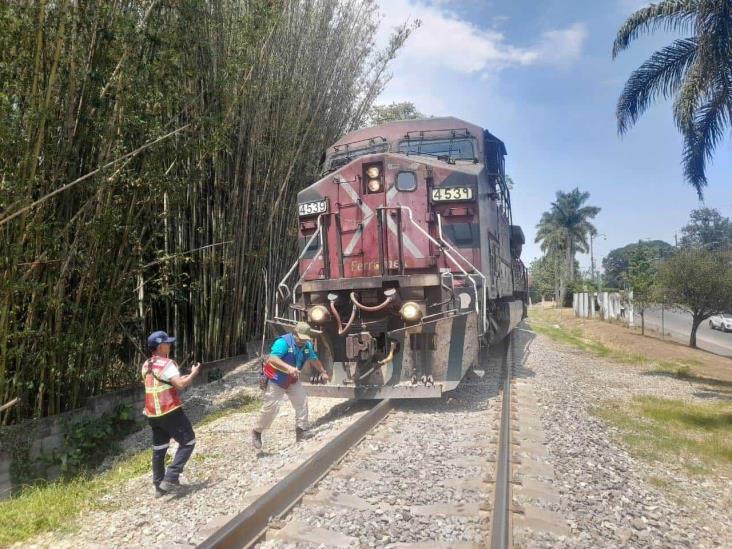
[270,117,528,398]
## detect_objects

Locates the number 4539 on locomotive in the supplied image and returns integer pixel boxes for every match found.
[270,116,528,399]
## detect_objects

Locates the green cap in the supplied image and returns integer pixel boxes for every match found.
[294,321,312,340]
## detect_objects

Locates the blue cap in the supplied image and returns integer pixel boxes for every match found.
[147,330,176,350]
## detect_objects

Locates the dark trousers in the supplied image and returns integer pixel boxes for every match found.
[148,407,196,484]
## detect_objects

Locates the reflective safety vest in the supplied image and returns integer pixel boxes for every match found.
[263,333,300,389]
[142,357,183,417]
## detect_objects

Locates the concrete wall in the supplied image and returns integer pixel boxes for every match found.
[0,352,252,500]
[573,292,627,322]
[0,391,142,500]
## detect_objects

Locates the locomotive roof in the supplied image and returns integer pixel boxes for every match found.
[331,116,500,153]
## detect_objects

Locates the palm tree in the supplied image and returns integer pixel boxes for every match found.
[535,189,600,306]
[613,0,732,198]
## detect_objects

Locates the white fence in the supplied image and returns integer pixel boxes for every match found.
[573,291,634,325]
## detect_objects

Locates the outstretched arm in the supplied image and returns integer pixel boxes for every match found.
[169,363,201,390]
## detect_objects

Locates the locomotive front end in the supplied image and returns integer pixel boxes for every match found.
[270,117,525,398]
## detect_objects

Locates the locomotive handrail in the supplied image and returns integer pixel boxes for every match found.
[395,206,483,331]
[435,213,483,277]
[291,244,324,305]
[276,214,325,317]
[436,213,488,334]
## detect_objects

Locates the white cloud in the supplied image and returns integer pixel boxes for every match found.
[532,23,588,69]
[374,1,587,119]
[376,0,587,75]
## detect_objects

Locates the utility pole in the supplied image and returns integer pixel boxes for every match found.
[661,293,665,341]
[590,233,595,291]
[590,233,606,292]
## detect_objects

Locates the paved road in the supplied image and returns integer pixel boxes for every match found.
[642,306,732,358]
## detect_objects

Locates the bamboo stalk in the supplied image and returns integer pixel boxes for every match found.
[1,0,410,423]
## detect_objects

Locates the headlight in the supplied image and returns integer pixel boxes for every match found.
[400,301,422,322]
[366,166,380,178]
[308,305,330,324]
[368,178,382,193]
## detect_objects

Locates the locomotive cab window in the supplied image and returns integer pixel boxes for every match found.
[298,233,321,259]
[442,222,478,249]
[396,171,417,192]
[398,137,476,162]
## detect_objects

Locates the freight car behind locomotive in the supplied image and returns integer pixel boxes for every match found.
[270,117,528,398]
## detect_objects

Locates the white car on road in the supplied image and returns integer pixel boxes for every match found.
[709,313,732,332]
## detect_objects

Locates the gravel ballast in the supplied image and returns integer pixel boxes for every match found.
[16,326,731,548]
[521,329,731,548]
[19,364,367,548]
[257,353,505,548]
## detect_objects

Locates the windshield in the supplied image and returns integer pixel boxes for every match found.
[323,138,388,173]
[398,137,476,162]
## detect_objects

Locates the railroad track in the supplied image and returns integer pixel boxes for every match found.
[198,339,518,549]
[489,339,514,549]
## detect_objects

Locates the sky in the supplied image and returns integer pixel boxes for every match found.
[374,0,732,274]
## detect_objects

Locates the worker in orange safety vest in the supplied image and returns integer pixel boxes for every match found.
[142,330,200,497]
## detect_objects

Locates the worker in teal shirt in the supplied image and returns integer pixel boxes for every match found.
[252,322,329,448]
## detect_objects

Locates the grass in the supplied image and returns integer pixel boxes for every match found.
[528,307,714,379]
[0,450,149,545]
[0,392,261,546]
[594,396,732,476]
[648,475,673,491]
[531,317,650,365]
[652,360,699,379]
[530,307,732,483]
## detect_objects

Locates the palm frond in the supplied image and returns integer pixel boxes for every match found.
[576,206,601,219]
[612,0,697,58]
[682,78,732,197]
[673,39,722,133]
[617,38,698,134]
[535,189,599,258]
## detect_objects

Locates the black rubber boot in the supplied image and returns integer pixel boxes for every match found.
[252,429,262,449]
[159,478,184,494]
[295,427,312,442]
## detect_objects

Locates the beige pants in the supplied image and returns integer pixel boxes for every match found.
[255,379,309,431]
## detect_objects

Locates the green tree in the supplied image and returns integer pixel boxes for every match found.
[613,1,732,197]
[602,240,674,288]
[366,101,424,126]
[529,254,558,302]
[624,246,659,335]
[657,249,732,347]
[535,188,600,306]
[679,207,732,250]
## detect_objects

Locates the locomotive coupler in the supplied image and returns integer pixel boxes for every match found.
[345,331,376,362]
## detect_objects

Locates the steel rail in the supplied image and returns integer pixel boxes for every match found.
[490,342,512,549]
[197,399,394,549]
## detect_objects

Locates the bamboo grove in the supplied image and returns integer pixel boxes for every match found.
[0,0,413,423]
